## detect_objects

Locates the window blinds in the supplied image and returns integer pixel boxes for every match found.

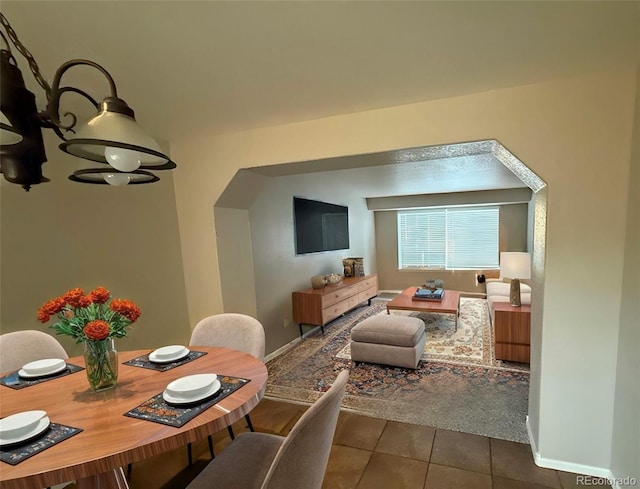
[397,207,499,269]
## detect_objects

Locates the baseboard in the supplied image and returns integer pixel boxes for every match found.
[526,416,620,485]
[264,335,303,362]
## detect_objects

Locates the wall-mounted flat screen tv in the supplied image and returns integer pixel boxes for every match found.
[294,197,350,255]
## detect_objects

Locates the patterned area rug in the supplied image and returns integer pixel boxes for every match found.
[336,297,497,367]
[266,299,530,443]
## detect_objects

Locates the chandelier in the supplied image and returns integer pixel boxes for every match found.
[0,13,177,191]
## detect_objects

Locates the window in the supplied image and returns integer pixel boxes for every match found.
[397,206,499,269]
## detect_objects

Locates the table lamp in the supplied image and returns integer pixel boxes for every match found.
[500,252,531,307]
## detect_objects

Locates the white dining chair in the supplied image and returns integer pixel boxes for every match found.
[0,329,68,373]
[0,330,69,489]
[187,313,266,463]
[186,370,349,489]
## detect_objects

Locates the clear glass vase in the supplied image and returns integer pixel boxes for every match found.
[83,338,118,391]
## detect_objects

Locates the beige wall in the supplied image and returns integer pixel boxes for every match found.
[214,207,258,318]
[0,133,191,355]
[171,69,636,474]
[374,203,528,292]
[610,69,640,482]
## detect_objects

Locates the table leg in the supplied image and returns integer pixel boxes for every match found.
[76,467,129,489]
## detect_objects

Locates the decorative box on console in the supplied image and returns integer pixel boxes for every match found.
[342,258,364,277]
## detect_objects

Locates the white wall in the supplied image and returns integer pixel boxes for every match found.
[609,69,640,483]
[171,69,637,475]
[226,169,377,352]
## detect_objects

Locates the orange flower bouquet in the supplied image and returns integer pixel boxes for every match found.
[38,286,141,391]
[38,286,141,342]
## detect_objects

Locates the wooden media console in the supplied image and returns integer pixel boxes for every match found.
[292,274,378,336]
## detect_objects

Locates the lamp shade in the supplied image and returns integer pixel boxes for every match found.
[500,252,531,280]
[59,98,176,171]
[0,112,22,145]
[68,168,159,185]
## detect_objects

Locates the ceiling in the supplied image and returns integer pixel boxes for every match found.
[1,1,638,194]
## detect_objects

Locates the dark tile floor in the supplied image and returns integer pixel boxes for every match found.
[122,398,610,489]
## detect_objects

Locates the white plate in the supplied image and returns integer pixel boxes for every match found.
[21,358,66,376]
[152,345,188,360]
[163,379,221,405]
[149,347,190,364]
[18,362,67,379]
[0,416,50,446]
[166,373,217,398]
[0,410,47,439]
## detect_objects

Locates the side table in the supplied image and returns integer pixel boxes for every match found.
[493,302,531,363]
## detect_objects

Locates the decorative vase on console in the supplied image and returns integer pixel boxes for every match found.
[37,286,141,391]
[311,275,328,289]
[325,273,343,285]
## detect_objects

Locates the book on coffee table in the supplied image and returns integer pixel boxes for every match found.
[413,288,445,301]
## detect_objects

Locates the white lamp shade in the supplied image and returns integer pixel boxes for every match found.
[500,252,531,279]
[68,168,159,185]
[0,112,23,145]
[60,111,169,167]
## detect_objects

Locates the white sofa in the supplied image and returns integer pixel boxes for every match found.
[486,280,531,324]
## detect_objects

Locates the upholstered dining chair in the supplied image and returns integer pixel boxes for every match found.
[187,313,266,463]
[0,330,69,489]
[0,330,68,373]
[186,369,349,489]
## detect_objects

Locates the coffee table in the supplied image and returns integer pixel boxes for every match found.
[386,288,461,330]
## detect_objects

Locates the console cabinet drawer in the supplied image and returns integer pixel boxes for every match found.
[322,297,354,324]
[358,286,377,304]
[322,285,358,308]
[358,277,377,292]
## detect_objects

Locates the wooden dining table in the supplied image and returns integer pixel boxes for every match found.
[0,346,268,489]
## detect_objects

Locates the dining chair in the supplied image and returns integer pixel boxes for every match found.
[186,369,349,489]
[187,313,266,463]
[0,330,69,489]
[0,330,68,373]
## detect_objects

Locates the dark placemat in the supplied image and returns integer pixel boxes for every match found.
[124,375,250,427]
[123,350,207,372]
[0,364,85,390]
[0,422,83,465]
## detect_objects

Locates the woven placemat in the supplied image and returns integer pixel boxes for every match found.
[0,423,83,465]
[0,364,85,390]
[123,351,207,372]
[124,375,250,427]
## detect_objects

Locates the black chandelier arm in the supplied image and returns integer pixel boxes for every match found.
[50,59,119,99]
[55,86,100,108]
[40,85,100,137]
[40,120,72,142]
[45,59,118,134]
[46,59,118,135]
